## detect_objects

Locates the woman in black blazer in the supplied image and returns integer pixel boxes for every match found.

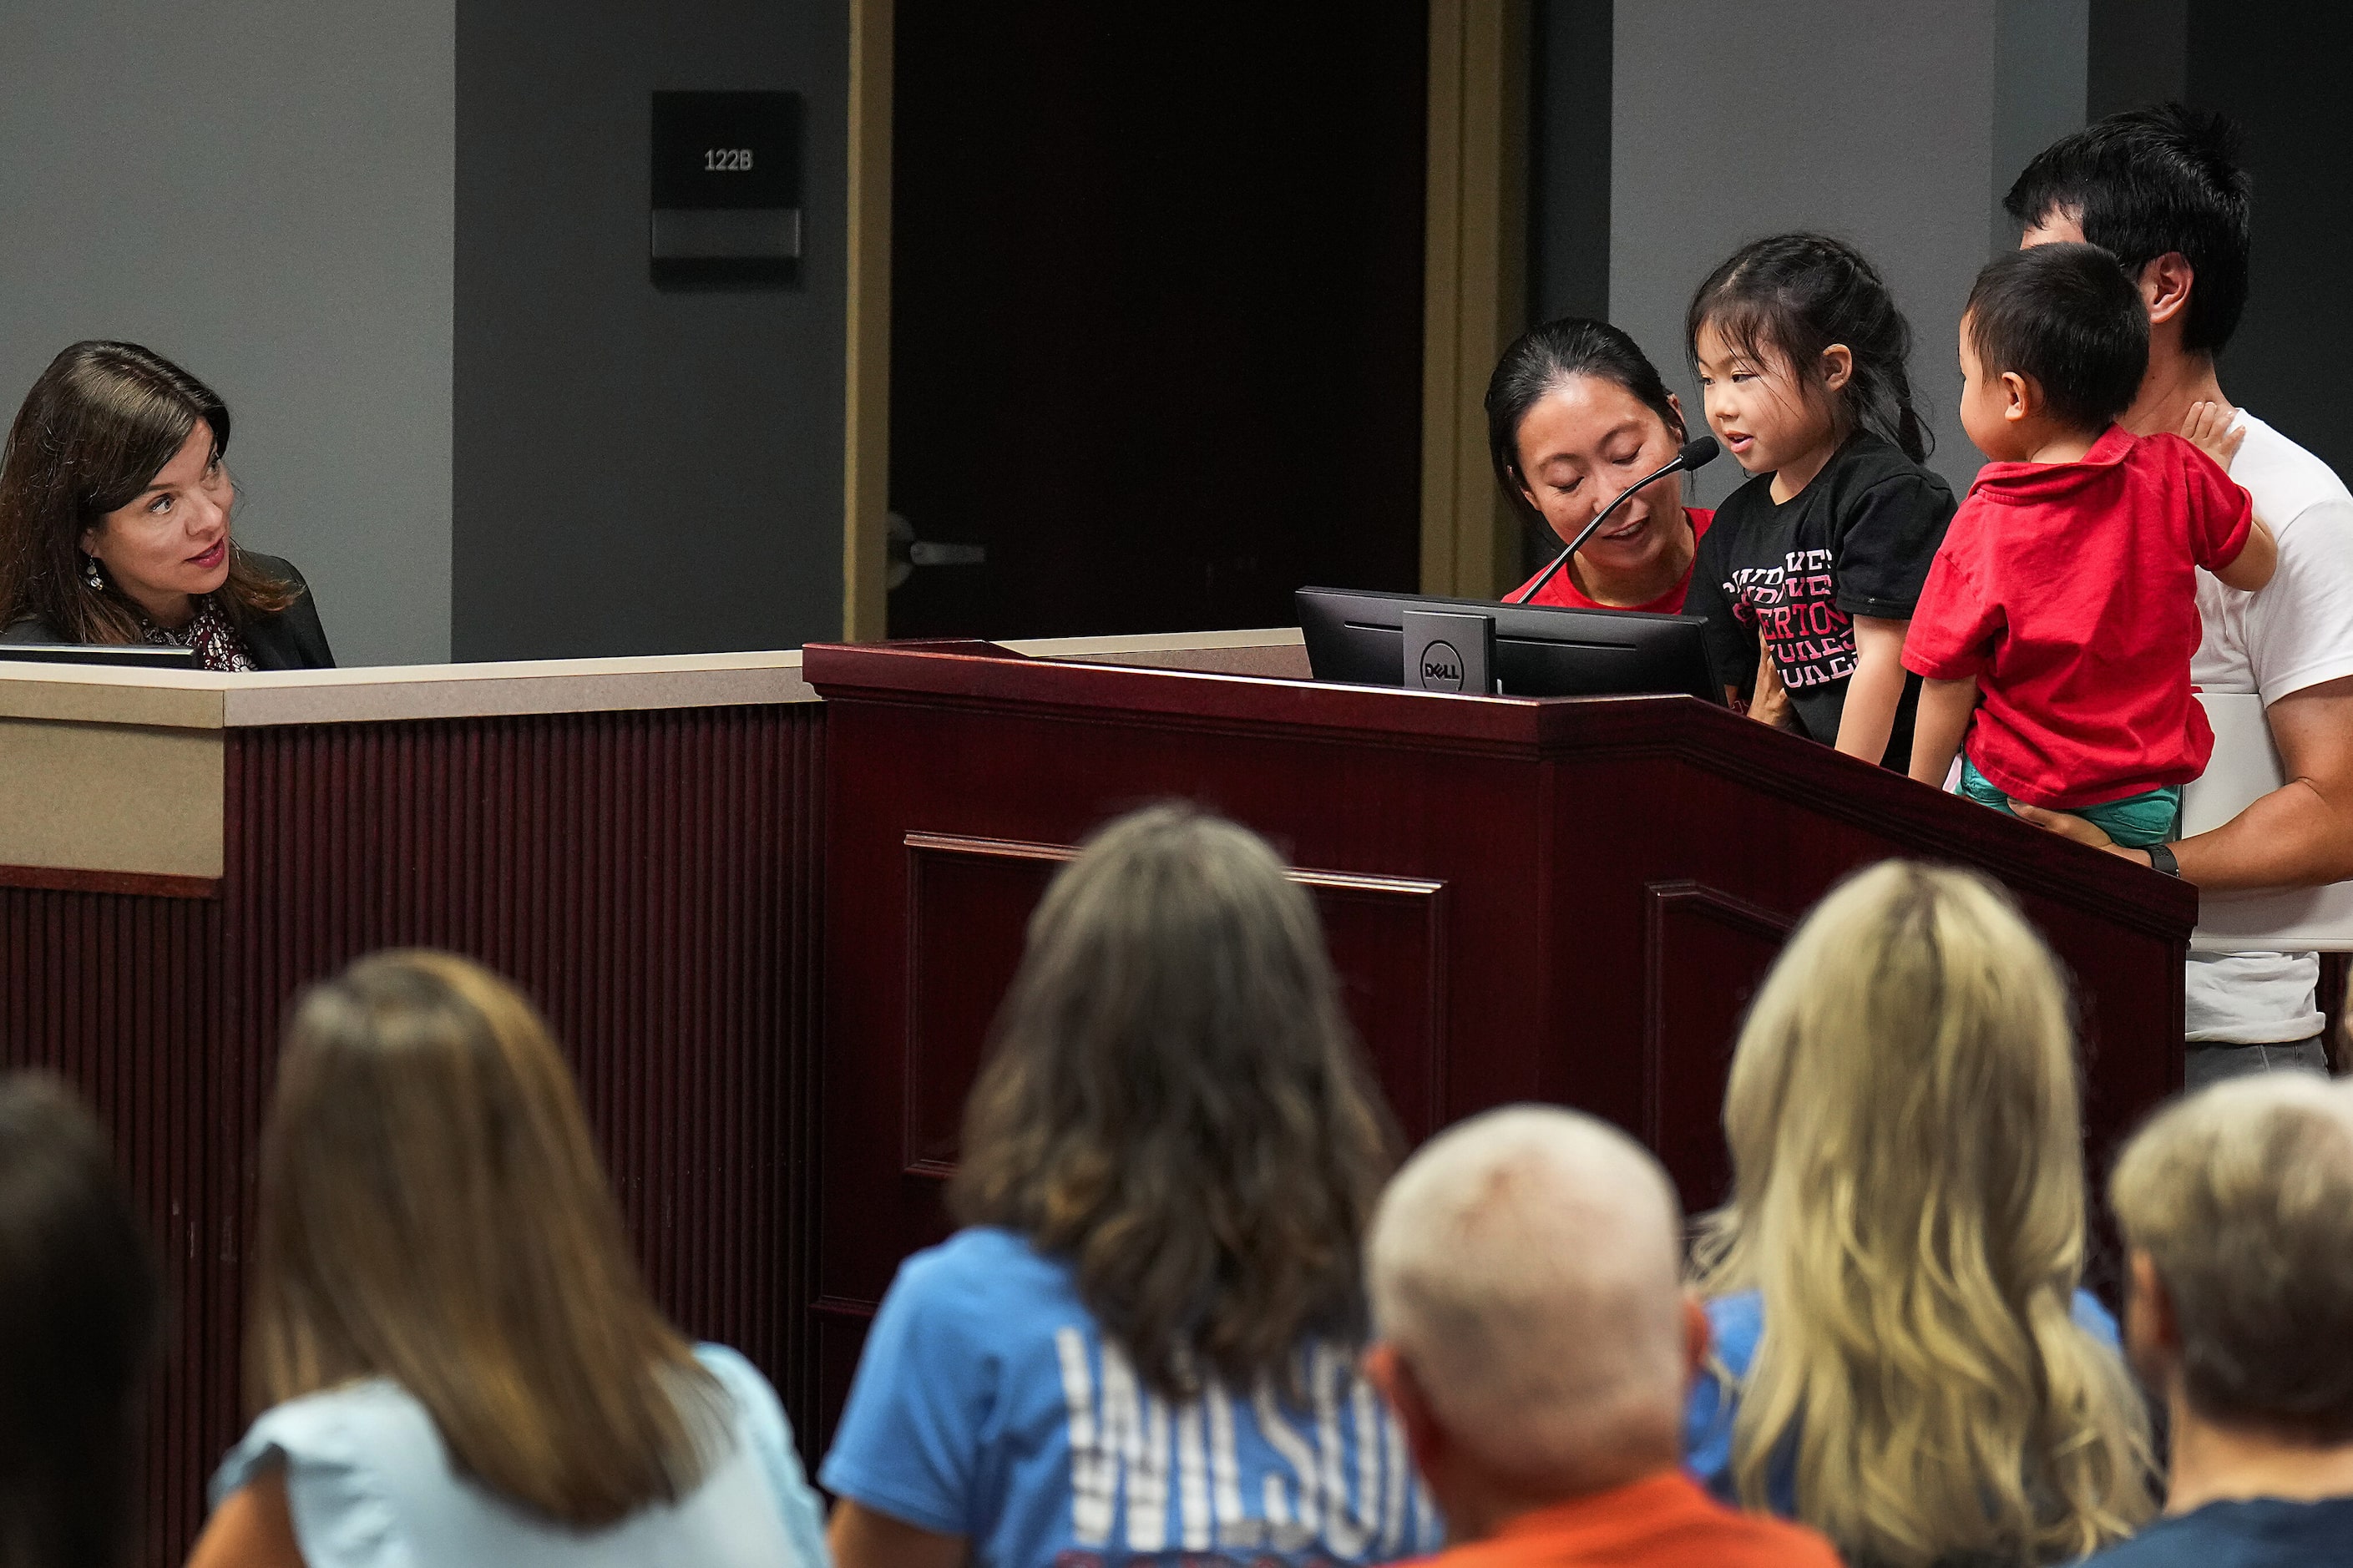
[0,342,334,670]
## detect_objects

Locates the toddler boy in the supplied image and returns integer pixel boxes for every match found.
[1905,243,2277,851]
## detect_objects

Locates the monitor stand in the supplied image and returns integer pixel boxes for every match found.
[1402,607,1495,694]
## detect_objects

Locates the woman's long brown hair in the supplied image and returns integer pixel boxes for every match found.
[0,341,292,642]
[949,804,1398,1399]
[248,951,724,1526]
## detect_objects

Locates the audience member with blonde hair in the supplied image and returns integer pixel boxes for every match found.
[822,804,1437,1568]
[1687,860,2155,1565]
[2083,1075,2353,1565]
[1364,1105,1838,1568]
[185,951,827,1568]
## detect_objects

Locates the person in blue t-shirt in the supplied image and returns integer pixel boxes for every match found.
[2081,1075,2353,1567]
[1681,861,2155,1566]
[822,805,1440,1568]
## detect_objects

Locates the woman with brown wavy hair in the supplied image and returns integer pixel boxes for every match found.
[185,951,825,1567]
[0,341,332,668]
[822,804,1435,1568]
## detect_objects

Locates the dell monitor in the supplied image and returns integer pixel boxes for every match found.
[1295,587,1722,703]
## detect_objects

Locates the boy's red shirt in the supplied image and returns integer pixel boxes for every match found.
[1417,1471,1839,1568]
[1902,426,2252,809]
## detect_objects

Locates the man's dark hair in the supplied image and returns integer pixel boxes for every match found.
[2003,104,2251,355]
[1966,245,2149,433]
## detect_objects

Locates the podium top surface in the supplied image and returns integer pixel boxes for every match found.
[807,637,1703,746]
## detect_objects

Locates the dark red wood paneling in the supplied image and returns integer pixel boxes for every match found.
[894,833,1450,1183]
[808,644,2194,1451]
[1640,880,1794,1216]
[0,701,825,1565]
[220,705,825,1446]
[0,865,222,898]
[0,886,217,1561]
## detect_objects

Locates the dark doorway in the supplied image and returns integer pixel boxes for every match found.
[886,5,1430,639]
[2180,2,2353,486]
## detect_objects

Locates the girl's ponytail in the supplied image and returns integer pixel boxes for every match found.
[1687,233,1933,464]
[1887,357,1930,465]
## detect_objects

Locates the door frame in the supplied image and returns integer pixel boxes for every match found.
[842,0,894,641]
[837,0,1530,639]
[1420,0,1531,601]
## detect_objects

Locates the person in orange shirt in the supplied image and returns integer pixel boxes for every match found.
[1363,1105,1839,1568]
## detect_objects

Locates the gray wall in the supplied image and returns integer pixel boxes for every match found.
[1991,0,2090,247]
[1607,0,2086,503]
[0,2,456,665]
[1530,0,1614,326]
[452,0,849,660]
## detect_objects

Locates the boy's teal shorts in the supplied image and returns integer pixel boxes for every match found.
[1958,758,2181,848]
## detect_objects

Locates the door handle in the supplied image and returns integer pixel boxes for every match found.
[887,512,989,589]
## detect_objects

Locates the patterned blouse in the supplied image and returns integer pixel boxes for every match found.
[140,596,256,670]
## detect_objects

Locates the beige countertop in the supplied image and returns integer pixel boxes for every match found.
[0,627,1307,730]
[0,629,1307,883]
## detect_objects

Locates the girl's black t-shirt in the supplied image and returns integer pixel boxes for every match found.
[1684,430,1957,769]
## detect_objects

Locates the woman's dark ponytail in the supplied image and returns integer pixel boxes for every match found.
[1685,233,1932,464]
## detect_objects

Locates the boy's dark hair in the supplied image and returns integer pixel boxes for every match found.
[1685,232,1932,463]
[2002,104,2251,356]
[1485,316,1685,526]
[1966,244,2149,433]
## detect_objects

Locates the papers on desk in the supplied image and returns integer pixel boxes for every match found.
[2184,692,2353,952]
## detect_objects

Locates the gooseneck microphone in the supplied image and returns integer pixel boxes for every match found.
[1508,435,1722,606]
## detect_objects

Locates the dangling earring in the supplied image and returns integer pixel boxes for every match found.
[80,553,104,592]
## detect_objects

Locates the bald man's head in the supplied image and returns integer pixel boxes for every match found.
[1366,1105,1691,1492]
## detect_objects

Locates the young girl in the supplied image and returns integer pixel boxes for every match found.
[190,951,827,1568]
[1684,862,2154,1566]
[822,805,1439,1568]
[1682,235,1956,768]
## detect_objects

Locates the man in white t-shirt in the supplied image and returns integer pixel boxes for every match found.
[2007,106,2353,1086]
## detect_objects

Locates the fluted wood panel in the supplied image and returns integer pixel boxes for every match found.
[0,704,823,1564]
[0,888,219,1561]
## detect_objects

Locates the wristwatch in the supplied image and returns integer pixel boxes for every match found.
[2147,842,2181,877]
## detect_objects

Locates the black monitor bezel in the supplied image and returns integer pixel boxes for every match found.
[0,642,200,670]
[1295,586,1723,704]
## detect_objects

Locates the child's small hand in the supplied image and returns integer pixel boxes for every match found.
[1748,646,1796,730]
[2182,401,2246,471]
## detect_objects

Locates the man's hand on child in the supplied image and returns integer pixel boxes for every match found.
[2008,801,2155,869]
[2181,400,2246,471]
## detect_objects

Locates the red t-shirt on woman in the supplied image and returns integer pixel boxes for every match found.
[1510,508,1715,613]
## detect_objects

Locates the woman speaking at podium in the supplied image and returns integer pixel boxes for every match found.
[1488,318,1713,613]
[0,341,334,669]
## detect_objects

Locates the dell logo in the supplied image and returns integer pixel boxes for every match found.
[1420,640,1465,690]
